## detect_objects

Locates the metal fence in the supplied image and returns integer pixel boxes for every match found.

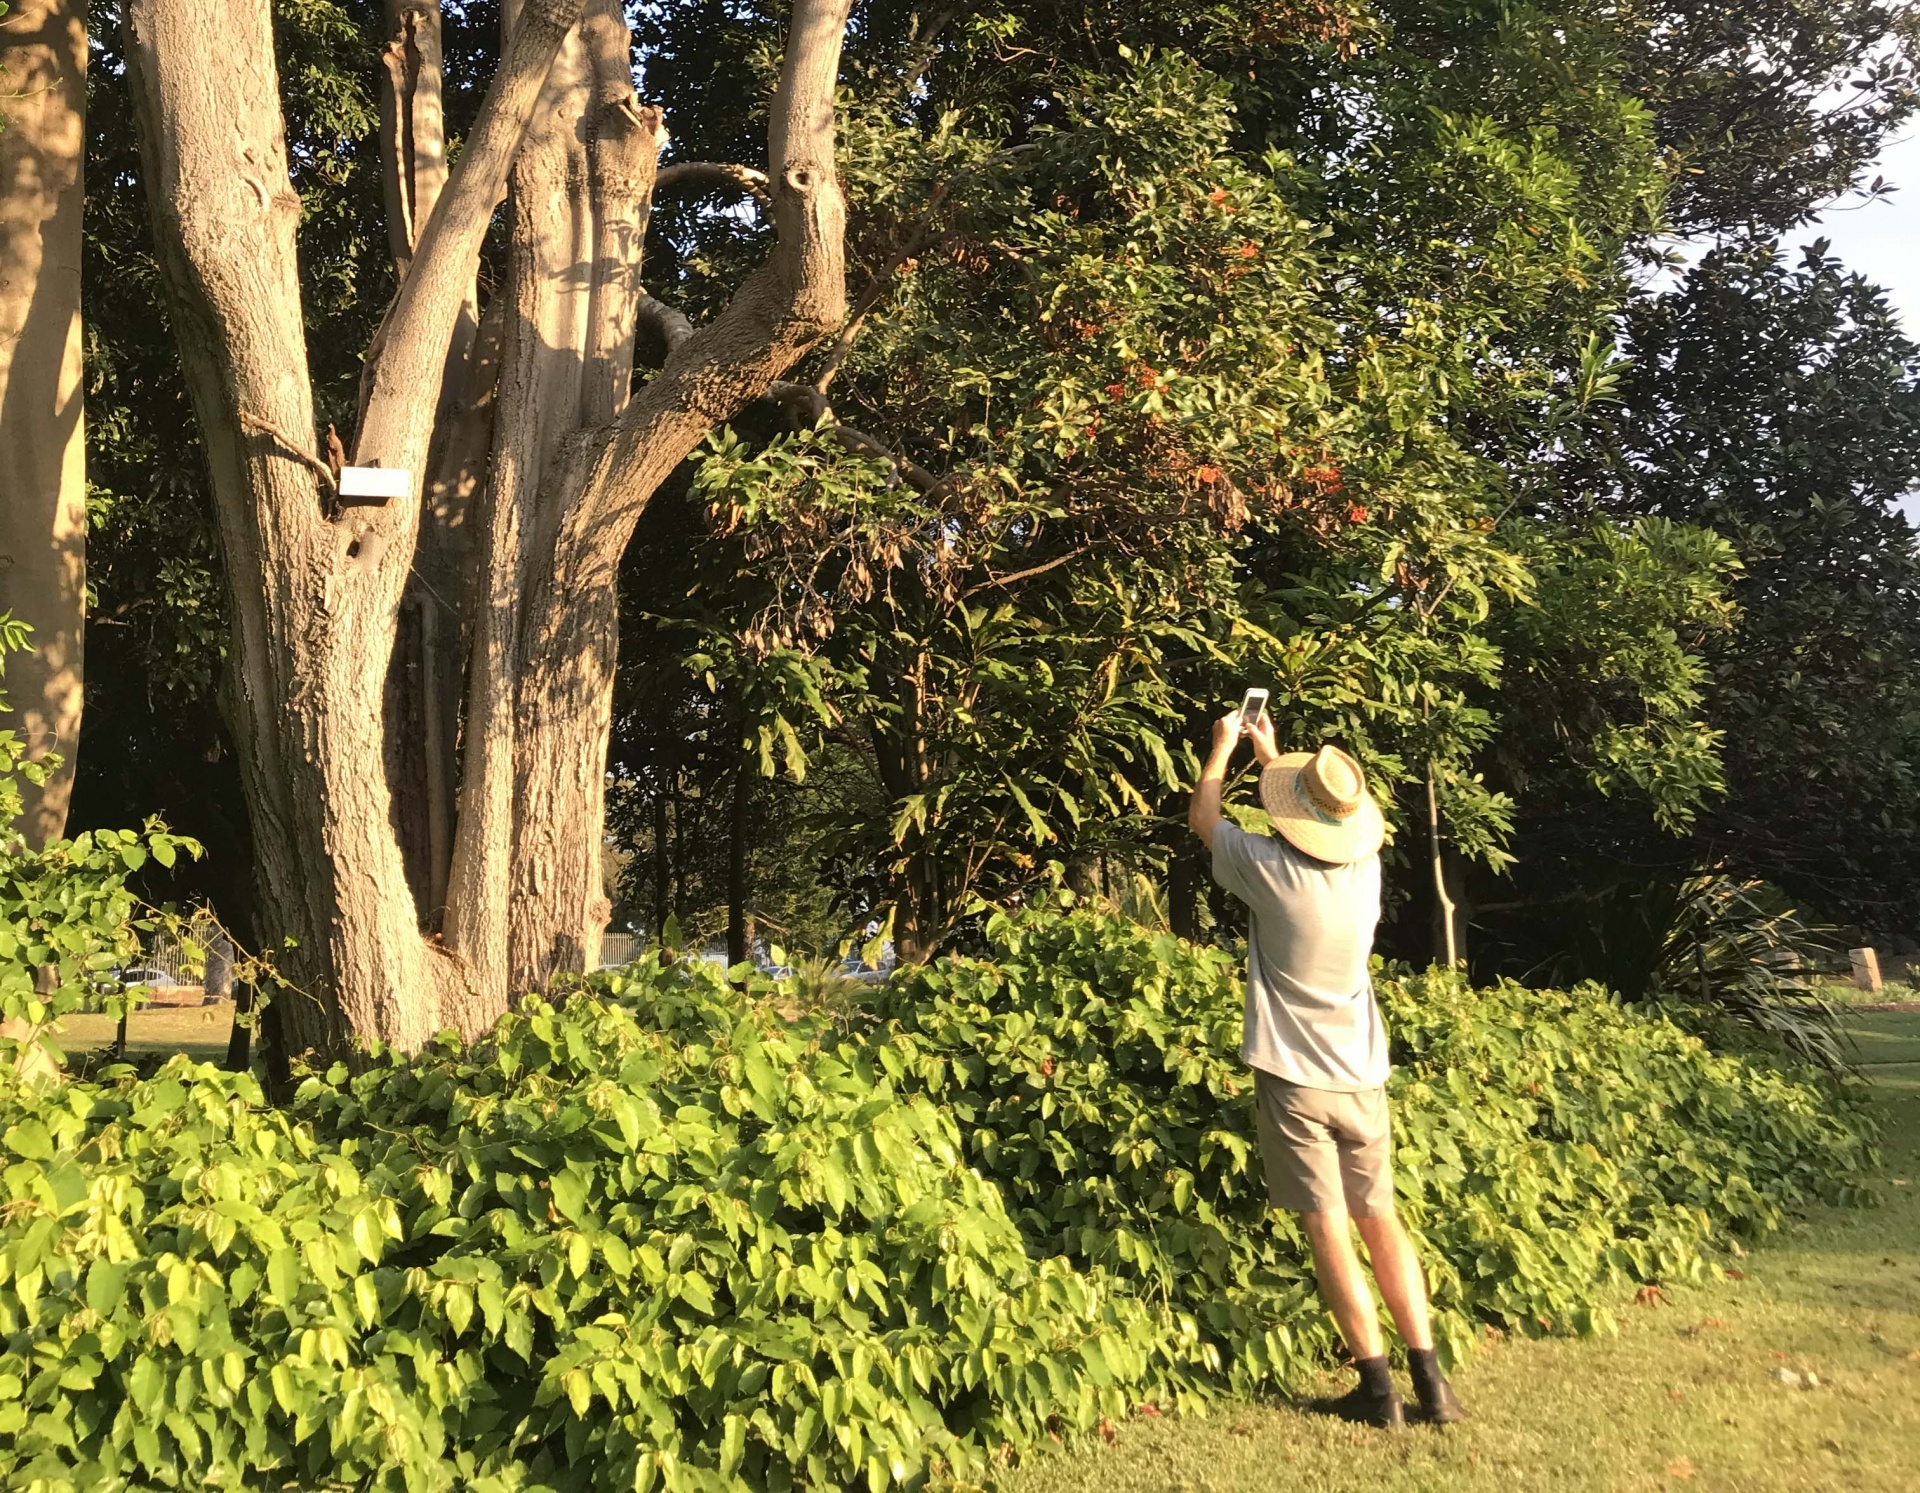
[600,933,640,968]
[128,928,233,990]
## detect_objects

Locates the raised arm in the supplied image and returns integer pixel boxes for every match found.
[1189,713,1243,850]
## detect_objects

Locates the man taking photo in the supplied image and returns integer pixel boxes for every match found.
[1189,705,1465,1430]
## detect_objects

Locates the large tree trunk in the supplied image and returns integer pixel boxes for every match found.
[441,0,609,1013]
[128,0,851,1049]
[378,0,476,928]
[125,0,582,1056]
[0,0,87,848]
[505,0,851,993]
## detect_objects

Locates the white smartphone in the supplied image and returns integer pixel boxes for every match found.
[1239,688,1269,727]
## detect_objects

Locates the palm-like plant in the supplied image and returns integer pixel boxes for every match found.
[1649,874,1846,1071]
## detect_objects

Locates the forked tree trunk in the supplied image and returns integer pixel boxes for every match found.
[127,0,853,1053]
[0,0,87,848]
[505,0,850,992]
[126,0,584,1055]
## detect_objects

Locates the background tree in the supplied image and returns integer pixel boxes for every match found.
[0,0,87,847]
[1616,0,1919,235]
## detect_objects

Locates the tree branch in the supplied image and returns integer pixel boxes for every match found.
[815,195,947,396]
[652,160,772,206]
[355,0,584,482]
[765,380,940,492]
[238,411,338,492]
[634,292,696,359]
[581,0,667,425]
[964,546,1092,597]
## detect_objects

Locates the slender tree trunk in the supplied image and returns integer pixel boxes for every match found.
[727,757,750,967]
[1427,760,1461,970]
[651,782,669,937]
[671,779,685,927]
[0,0,87,847]
[1170,853,1200,940]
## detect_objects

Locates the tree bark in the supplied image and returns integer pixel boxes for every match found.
[0,0,87,848]
[1426,760,1463,969]
[125,0,580,1056]
[505,0,852,993]
[377,0,451,279]
[438,0,602,1019]
[651,781,669,937]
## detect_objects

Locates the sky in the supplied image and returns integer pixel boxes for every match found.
[1782,125,1920,334]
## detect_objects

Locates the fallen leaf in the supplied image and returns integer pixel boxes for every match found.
[1725,1269,1747,1281]
[1682,1318,1727,1337]
[1636,1285,1668,1308]
[1668,1390,1686,1401]
[1098,1419,1117,1445]
[1664,1456,1696,1480]
[1228,1423,1255,1438]
[1135,1403,1162,1419]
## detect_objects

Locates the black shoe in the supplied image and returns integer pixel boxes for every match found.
[1308,1383,1407,1429]
[1413,1377,1467,1426]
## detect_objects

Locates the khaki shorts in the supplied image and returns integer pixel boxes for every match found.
[1252,1071,1396,1217]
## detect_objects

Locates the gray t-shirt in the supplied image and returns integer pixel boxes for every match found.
[1210,822,1389,1092]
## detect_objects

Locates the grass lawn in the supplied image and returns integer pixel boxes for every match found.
[50,1002,235,1065]
[1007,1011,1920,1493]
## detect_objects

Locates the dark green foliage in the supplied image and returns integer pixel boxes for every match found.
[0,905,1874,1490]
[1615,0,1920,234]
[1615,242,1920,933]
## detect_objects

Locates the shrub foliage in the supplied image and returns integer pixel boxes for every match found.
[0,907,1876,1490]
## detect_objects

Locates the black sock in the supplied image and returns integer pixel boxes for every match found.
[1407,1347,1446,1400]
[1355,1354,1394,1398]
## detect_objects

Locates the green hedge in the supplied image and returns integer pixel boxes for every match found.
[870,905,1877,1384]
[0,905,1877,1491]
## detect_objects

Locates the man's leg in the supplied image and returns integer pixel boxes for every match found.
[1299,1207,1385,1360]
[1353,1211,1433,1350]
[1354,1210,1465,1424]
[1255,1075,1402,1427]
[1297,1208,1402,1427]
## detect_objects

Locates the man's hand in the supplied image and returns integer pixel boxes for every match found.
[1246,712,1280,768]
[1211,711,1245,758]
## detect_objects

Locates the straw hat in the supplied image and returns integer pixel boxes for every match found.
[1257,745,1385,864]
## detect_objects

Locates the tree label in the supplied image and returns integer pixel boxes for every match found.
[338,466,411,503]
